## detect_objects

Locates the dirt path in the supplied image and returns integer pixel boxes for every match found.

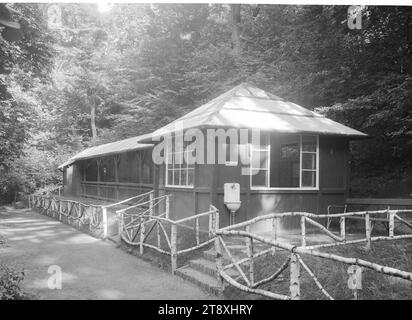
[0,207,216,300]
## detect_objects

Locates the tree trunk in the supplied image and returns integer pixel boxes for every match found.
[90,96,97,145]
[230,4,241,55]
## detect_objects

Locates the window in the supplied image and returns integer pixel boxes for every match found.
[250,135,270,188]
[250,134,318,189]
[165,138,194,187]
[224,142,239,166]
[301,135,317,187]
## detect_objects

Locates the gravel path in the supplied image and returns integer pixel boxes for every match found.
[0,206,215,300]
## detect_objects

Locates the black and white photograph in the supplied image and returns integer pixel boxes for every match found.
[1,0,412,305]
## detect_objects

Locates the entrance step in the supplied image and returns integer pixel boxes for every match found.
[175,266,222,296]
[175,240,247,296]
[107,234,120,246]
[203,246,247,263]
[188,258,239,279]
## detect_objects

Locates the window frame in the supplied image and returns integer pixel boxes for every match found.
[165,135,195,189]
[250,134,319,191]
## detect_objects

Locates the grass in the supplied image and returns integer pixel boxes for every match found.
[224,239,412,300]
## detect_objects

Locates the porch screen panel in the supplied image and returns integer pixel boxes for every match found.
[100,157,115,182]
[118,152,138,183]
[85,159,98,181]
[142,149,153,184]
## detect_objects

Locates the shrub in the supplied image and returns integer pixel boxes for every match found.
[0,266,27,300]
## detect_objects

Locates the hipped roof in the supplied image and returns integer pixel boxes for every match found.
[60,83,367,169]
[144,83,367,141]
[58,133,153,169]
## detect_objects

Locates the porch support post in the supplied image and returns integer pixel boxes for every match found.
[114,155,120,200]
[96,158,101,198]
[137,152,143,194]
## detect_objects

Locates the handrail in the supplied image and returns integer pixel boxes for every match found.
[174,208,217,224]
[216,229,412,281]
[219,210,412,232]
[116,195,168,213]
[213,208,412,300]
[29,194,105,238]
[102,190,153,209]
[117,201,219,274]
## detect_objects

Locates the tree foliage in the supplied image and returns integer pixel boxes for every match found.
[1,4,412,202]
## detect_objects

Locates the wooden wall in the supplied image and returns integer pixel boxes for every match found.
[63,133,350,230]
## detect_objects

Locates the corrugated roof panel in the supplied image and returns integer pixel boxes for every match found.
[59,133,153,169]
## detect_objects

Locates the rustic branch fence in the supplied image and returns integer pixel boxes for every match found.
[30,194,105,237]
[117,198,219,274]
[214,210,412,300]
[29,190,154,239]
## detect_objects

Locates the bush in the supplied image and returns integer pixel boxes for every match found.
[0,266,27,300]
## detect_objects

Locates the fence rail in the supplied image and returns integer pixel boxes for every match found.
[117,196,219,273]
[29,194,105,237]
[214,210,412,300]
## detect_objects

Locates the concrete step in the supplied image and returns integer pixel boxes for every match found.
[188,258,239,279]
[203,246,247,263]
[107,234,120,246]
[188,258,218,277]
[175,266,222,296]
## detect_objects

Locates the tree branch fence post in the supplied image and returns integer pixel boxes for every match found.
[290,251,301,300]
[365,212,371,250]
[340,216,346,240]
[165,195,170,219]
[300,216,306,247]
[139,216,145,255]
[389,211,395,238]
[149,192,154,217]
[171,223,177,274]
[102,206,108,239]
[246,225,254,286]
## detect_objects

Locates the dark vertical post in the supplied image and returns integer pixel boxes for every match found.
[96,158,101,198]
[114,155,120,200]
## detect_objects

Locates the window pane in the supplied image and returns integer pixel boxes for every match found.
[251,169,268,187]
[180,168,187,186]
[302,136,316,152]
[302,170,316,187]
[271,135,299,188]
[225,143,238,164]
[252,150,268,168]
[175,152,183,165]
[302,153,316,170]
[187,168,194,186]
[281,143,299,159]
[167,169,173,185]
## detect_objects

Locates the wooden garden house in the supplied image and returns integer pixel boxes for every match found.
[60,83,366,228]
